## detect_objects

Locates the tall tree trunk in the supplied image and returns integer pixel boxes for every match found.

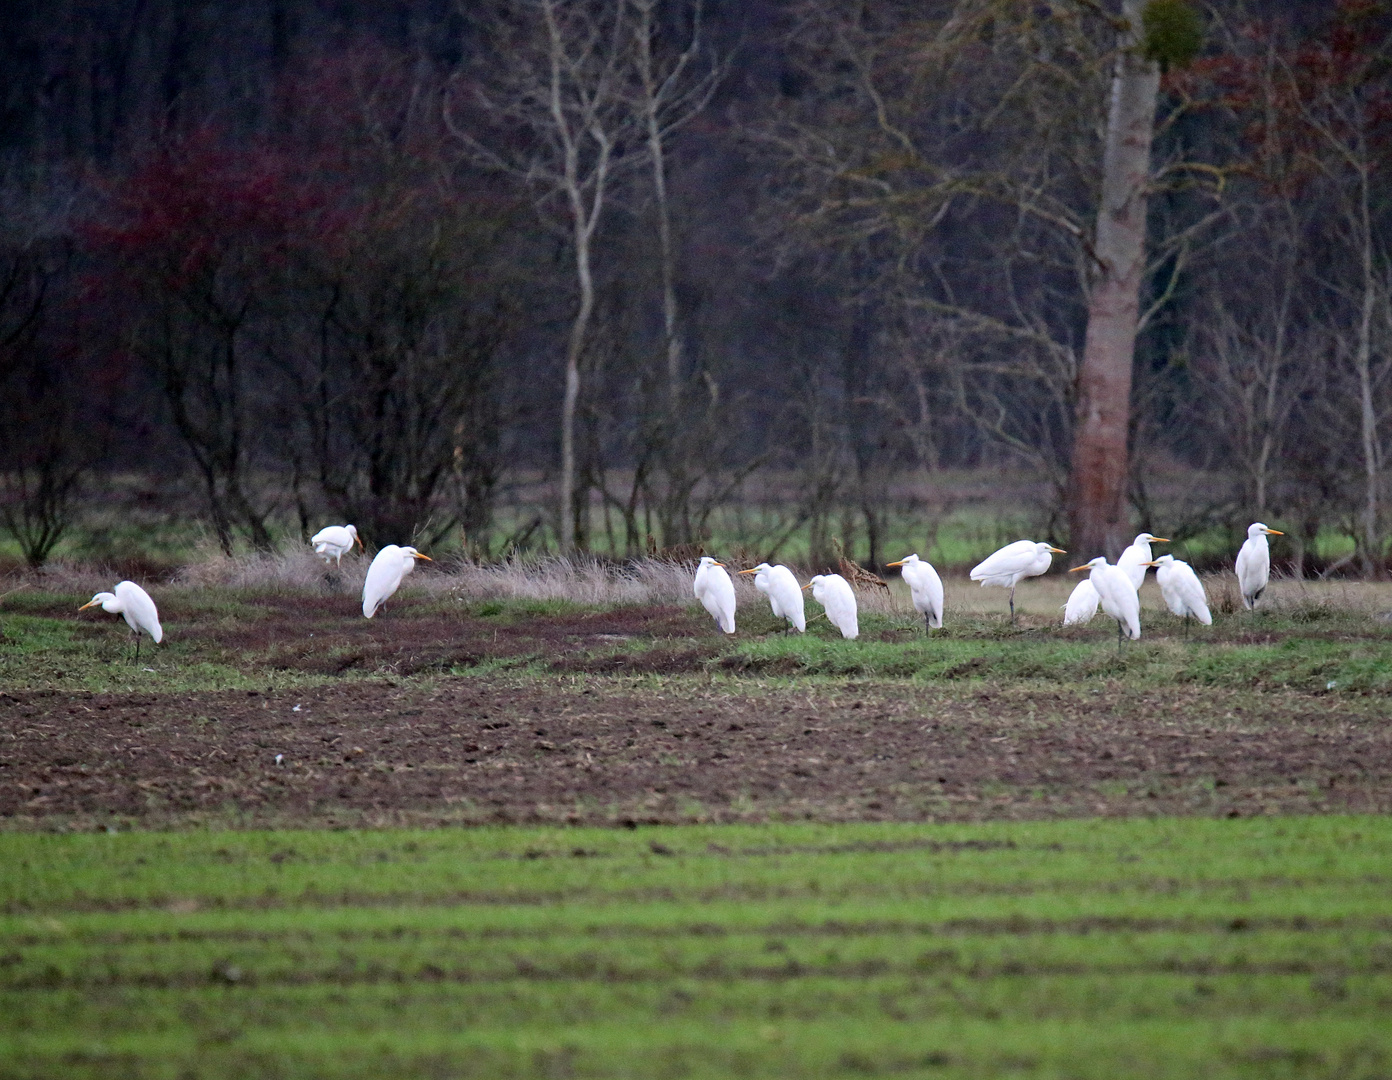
[1065,0,1159,560]
[1355,162,1380,576]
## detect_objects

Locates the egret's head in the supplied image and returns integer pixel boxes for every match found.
[1068,557,1108,572]
[346,524,362,548]
[698,556,724,569]
[1041,544,1067,555]
[1152,554,1175,566]
[886,554,919,568]
[738,563,771,575]
[1134,533,1169,545]
[1249,522,1283,538]
[400,546,431,562]
[802,574,825,591]
[79,591,117,612]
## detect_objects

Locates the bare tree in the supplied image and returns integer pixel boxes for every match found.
[449,0,649,552]
[1065,0,1161,559]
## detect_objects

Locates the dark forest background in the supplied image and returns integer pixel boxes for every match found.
[1,0,1389,572]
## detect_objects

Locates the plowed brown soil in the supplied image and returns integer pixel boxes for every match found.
[4,669,1389,828]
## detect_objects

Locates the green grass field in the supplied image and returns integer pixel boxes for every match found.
[2,817,1390,1079]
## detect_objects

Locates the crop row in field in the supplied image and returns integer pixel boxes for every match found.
[3,817,1390,1079]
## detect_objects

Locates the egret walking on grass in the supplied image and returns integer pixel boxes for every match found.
[79,581,163,661]
[1117,533,1169,590]
[311,524,362,566]
[1152,554,1211,635]
[362,545,431,618]
[886,554,943,631]
[1236,522,1282,610]
[694,556,736,634]
[804,574,858,639]
[970,541,1067,621]
[1069,557,1140,645]
[738,563,805,632]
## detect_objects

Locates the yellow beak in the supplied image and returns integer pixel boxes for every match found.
[801,582,814,590]
[737,568,758,575]
[356,535,364,550]
[886,560,905,567]
[1049,547,1067,554]
[1264,528,1284,535]
[78,600,99,610]
[1150,537,1170,544]
[1068,565,1091,573]
[414,553,433,561]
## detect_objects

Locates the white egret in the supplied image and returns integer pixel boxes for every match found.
[886,554,943,631]
[970,541,1067,621]
[1062,579,1100,626]
[1069,557,1140,643]
[693,556,736,634]
[804,573,858,639]
[1152,554,1211,633]
[737,563,805,632]
[311,524,362,566]
[79,581,163,661]
[1117,532,1169,591]
[1236,522,1282,609]
[362,544,431,618]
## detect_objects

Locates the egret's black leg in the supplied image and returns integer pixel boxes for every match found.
[1009,586,1017,624]
[133,632,141,665]
[1116,620,1123,653]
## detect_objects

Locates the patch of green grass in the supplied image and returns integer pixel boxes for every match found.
[2,817,1390,1078]
[719,616,1392,694]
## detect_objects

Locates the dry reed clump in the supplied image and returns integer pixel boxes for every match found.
[5,560,156,597]
[173,548,370,593]
[158,547,905,612]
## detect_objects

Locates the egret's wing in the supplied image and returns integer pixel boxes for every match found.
[970,541,1032,582]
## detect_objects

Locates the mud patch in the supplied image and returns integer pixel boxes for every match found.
[3,679,1390,829]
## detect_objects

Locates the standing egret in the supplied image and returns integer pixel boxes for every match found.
[1069,557,1140,644]
[970,541,1067,621]
[694,556,736,634]
[1152,554,1211,634]
[1062,579,1101,626]
[311,524,362,566]
[886,554,943,631]
[1236,522,1283,609]
[737,563,805,632]
[1117,532,1169,591]
[79,581,163,661]
[804,574,858,639]
[362,545,431,618]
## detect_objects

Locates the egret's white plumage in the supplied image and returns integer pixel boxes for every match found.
[79,580,163,659]
[1069,557,1140,641]
[738,563,805,632]
[1153,554,1212,626]
[1062,579,1101,626]
[1116,532,1169,591]
[969,540,1067,619]
[311,524,361,566]
[886,554,943,630]
[806,573,858,639]
[1235,522,1282,609]
[362,544,431,618]
[693,556,736,634]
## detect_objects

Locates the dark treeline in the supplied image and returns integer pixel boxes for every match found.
[1,0,1390,572]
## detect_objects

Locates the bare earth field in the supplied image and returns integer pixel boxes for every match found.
[4,590,1391,829]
